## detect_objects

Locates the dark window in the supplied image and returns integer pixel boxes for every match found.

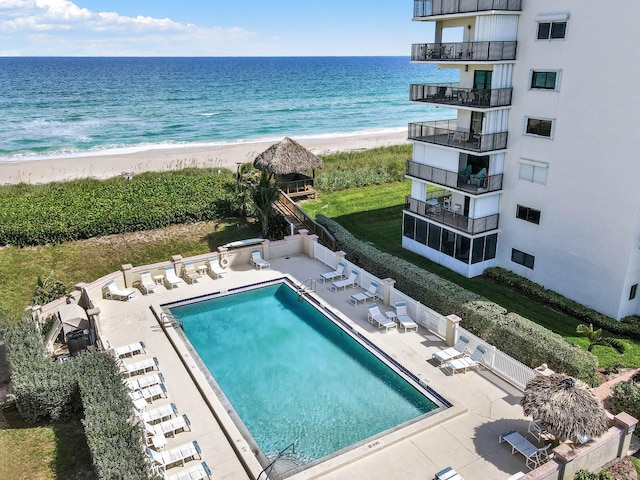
[403,214,415,239]
[531,71,557,90]
[415,218,428,245]
[485,234,497,260]
[471,237,485,264]
[516,205,541,224]
[512,248,535,269]
[537,21,566,40]
[630,284,638,301]
[455,235,471,263]
[441,230,455,257]
[526,118,553,137]
[428,224,441,250]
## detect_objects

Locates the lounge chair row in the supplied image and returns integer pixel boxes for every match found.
[367,303,419,333]
[431,336,486,374]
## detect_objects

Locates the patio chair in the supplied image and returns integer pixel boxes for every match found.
[120,357,159,377]
[527,418,552,442]
[133,402,178,425]
[109,340,145,358]
[103,279,136,301]
[181,261,202,284]
[435,466,464,480]
[444,345,486,374]
[367,304,397,332]
[163,266,184,289]
[146,440,201,474]
[125,372,164,391]
[470,167,487,186]
[349,281,380,305]
[330,270,359,291]
[129,383,167,405]
[319,261,346,283]
[207,257,227,279]
[431,336,469,364]
[250,249,270,269]
[136,271,158,295]
[499,430,551,470]
[163,462,212,480]
[394,302,419,332]
[143,414,191,440]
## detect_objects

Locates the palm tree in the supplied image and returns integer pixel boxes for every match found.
[576,323,626,354]
[235,162,255,217]
[250,171,280,238]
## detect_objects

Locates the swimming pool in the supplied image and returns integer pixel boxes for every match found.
[168,280,447,471]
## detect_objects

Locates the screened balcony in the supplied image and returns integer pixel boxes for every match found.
[406,159,502,194]
[410,83,512,108]
[408,120,508,153]
[411,41,517,62]
[405,196,499,234]
[413,0,522,18]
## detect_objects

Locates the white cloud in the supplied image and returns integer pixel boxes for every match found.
[0,0,258,55]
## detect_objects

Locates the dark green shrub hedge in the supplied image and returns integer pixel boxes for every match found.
[317,215,599,384]
[485,267,640,340]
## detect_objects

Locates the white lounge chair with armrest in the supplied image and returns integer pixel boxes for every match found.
[109,340,145,358]
[367,304,397,332]
[120,357,159,377]
[181,261,202,284]
[136,271,158,295]
[319,261,346,283]
[133,402,178,424]
[250,249,270,269]
[444,345,486,374]
[125,372,164,391]
[431,336,469,364]
[435,466,464,480]
[104,279,136,301]
[129,383,167,404]
[394,302,419,332]
[146,440,202,474]
[330,270,359,291]
[349,281,380,305]
[163,266,184,289]
[143,414,191,440]
[207,257,227,278]
[499,430,551,470]
[163,462,212,480]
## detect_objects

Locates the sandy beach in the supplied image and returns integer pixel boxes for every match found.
[0,131,409,185]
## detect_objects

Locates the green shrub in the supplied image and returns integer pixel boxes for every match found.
[315,166,404,191]
[609,380,640,419]
[485,267,640,340]
[574,470,612,480]
[317,215,599,384]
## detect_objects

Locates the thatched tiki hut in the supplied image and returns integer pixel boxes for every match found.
[253,137,323,198]
[521,373,609,444]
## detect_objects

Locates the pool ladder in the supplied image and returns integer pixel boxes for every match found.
[257,442,296,480]
[160,311,183,329]
[297,278,316,301]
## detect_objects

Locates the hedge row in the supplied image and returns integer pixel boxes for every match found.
[0,315,150,479]
[316,215,599,385]
[485,267,640,340]
[0,169,237,247]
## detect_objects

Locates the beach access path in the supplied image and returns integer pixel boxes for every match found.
[0,131,408,185]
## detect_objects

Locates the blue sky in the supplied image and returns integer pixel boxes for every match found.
[0,0,437,56]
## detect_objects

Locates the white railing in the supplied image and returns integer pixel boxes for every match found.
[314,242,338,268]
[391,288,448,339]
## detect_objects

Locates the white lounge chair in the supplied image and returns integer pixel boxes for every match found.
[367,304,397,332]
[319,261,346,283]
[143,414,191,440]
[163,462,212,480]
[125,372,164,391]
[527,418,553,442]
[181,261,202,284]
[120,357,159,377]
[104,279,136,301]
[109,340,145,358]
[444,345,486,374]
[134,403,178,424]
[136,271,158,295]
[349,281,380,305]
[394,302,419,332]
[207,257,227,278]
[499,430,551,470]
[129,383,167,405]
[330,270,359,291]
[146,440,201,474]
[435,466,464,480]
[163,266,184,289]
[250,249,270,269]
[431,336,469,364]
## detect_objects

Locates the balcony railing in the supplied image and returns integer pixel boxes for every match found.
[405,196,499,234]
[411,41,517,62]
[410,83,512,108]
[408,120,508,153]
[414,0,522,18]
[406,159,502,193]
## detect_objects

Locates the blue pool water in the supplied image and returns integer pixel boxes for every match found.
[170,282,439,466]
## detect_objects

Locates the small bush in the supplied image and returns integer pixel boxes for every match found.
[574,470,612,480]
[610,380,640,419]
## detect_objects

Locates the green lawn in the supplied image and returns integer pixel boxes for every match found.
[301,181,639,369]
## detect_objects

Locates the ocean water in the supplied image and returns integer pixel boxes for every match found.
[0,57,458,161]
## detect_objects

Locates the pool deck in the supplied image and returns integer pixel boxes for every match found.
[96,253,533,480]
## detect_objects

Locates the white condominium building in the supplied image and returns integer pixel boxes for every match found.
[404,0,640,319]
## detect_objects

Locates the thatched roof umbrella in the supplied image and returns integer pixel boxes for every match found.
[253,137,324,176]
[521,373,609,443]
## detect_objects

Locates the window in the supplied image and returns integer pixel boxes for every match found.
[403,215,415,239]
[512,248,535,269]
[415,218,428,245]
[427,223,441,250]
[519,159,548,185]
[525,117,553,138]
[531,71,558,90]
[537,21,567,40]
[516,205,541,224]
[630,284,638,301]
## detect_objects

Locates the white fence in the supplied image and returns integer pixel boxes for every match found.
[314,243,338,269]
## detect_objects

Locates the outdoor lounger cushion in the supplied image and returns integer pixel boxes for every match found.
[330,270,359,291]
[367,304,397,332]
[435,466,464,480]
[163,266,184,289]
[395,302,418,332]
[432,336,469,364]
[349,281,380,305]
[207,257,227,278]
[104,280,136,301]
[250,249,270,269]
[138,271,158,295]
[319,261,346,283]
[181,261,202,284]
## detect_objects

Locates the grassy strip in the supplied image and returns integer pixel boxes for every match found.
[301,182,639,369]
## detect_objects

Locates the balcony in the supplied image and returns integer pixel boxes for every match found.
[410,83,512,108]
[406,159,502,194]
[414,0,522,18]
[411,41,517,62]
[408,120,508,153]
[405,196,499,234]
